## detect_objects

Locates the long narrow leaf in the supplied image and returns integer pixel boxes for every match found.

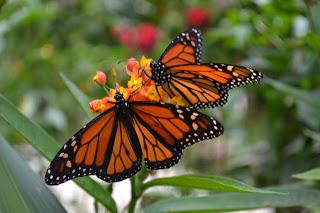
[143,185,320,213]
[142,175,283,195]
[0,135,67,213]
[293,168,320,180]
[0,93,117,213]
[264,78,320,112]
[60,73,94,117]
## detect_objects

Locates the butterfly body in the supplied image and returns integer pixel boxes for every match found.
[45,92,223,185]
[150,61,170,86]
[114,92,130,111]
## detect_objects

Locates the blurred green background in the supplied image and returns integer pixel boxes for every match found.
[1,0,320,212]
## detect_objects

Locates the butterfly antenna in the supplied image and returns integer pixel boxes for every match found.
[140,67,152,79]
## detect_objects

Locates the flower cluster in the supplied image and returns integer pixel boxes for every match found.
[89,56,185,113]
[112,23,159,52]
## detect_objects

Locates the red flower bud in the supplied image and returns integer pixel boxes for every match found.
[185,8,212,28]
[111,23,133,46]
[135,23,159,52]
[111,23,159,52]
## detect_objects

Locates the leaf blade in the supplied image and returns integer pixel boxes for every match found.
[293,168,320,180]
[60,72,94,117]
[0,135,67,213]
[142,175,283,195]
[0,93,117,213]
[264,78,320,112]
[143,185,320,213]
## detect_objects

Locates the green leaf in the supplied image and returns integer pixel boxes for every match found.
[60,73,94,117]
[143,185,320,213]
[0,135,66,213]
[0,93,117,213]
[0,93,57,159]
[0,0,5,10]
[293,168,320,180]
[309,2,320,35]
[264,78,320,112]
[142,175,283,195]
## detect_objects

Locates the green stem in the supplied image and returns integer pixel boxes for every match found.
[94,200,99,213]
[305,3,317,34]
[128,176,137,213]
[128,165,149,213]
[103,86,110,95]
[305,2,320,62]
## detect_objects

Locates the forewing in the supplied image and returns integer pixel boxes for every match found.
[161,63,263,108]
[169,63,263,90]
[159,28,203,66]
[45,106,142,184]
[45,107,116,185]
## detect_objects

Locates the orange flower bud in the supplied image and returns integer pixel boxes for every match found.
[92,70,107,86]
[89,97,115,113]
[89,99,106,113]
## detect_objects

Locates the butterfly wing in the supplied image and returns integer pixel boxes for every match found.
[100,114,142,182]
[45,106,142,185]
[158,63,263,108]
[130,102,223,169]
[152,29,262,109]
[159,28,203,66]
[160,71,229,108]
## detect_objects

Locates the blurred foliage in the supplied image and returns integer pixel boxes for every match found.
[1,0,320,212]
[294,167,320,180]
[0,135,67,213]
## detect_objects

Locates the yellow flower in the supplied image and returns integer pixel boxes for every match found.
[158,87,170,102]
[144,84,160,101]
[108,89,117,102]
[120,87,130,100]
[127,76,143,91]
[140,55,152,73]
[89,99,107,112]
[89,97,114,113]
[108,84,131,101]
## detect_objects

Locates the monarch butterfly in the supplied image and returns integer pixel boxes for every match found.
[45,92,223,184]
[150,28,263,109]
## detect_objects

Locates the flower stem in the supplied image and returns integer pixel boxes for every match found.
[305,3,317,34]
[128,165,149,213]
[128,176,138,213]
[102,85,110,95]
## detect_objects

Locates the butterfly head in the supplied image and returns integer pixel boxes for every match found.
[114,92,129,109]
[150,60,170,86]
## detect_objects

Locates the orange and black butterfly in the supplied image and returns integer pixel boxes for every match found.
[150,28,263,109]
[45,92,223,184]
